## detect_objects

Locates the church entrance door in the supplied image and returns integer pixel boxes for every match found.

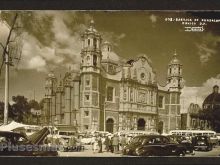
[106,118,114,133]
[137,118,146,130]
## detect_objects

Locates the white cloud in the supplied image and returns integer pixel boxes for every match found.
[16,11,84,73]
[28,56,46,72]
[195,32,220,65]
[0,20,10,59]
[1,11,125,74]
[0,20,10,45]
[196,43,216,65]
[101,32,126,47]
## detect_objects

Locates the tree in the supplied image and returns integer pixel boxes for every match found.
[11,95,31,123]
[29,99,40,110]
[0,101,15,122]
[28,99,43,125]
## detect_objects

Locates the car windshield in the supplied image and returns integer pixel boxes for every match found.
[196,136,206,141]
[130,136,145,144]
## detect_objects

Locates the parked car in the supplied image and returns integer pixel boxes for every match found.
[216,133,220,145]
[192,135,213,151]
[210,135,218,147]
[0,128,58,156]
[122,135,186,156]
[167,135,194,154]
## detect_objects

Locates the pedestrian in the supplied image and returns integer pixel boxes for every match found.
[98,135,103,153]
[104,136,110,152]
[120,134,127,151]
[92,136,98,153]
[69,136,77,151]
[112,134,119,153]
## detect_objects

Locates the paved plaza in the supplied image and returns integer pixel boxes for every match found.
[58,145,220,157]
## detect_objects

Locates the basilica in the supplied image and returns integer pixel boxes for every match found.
[42,20,184,134]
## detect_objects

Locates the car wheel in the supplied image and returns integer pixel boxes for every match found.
[207,146,212,151]
[178,150,186,157]
[144,151,155,157]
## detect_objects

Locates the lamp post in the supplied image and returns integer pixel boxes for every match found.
[104,102,106,132]
[3,46,9,125]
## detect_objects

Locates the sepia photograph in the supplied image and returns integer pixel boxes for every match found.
[0,10,220,158]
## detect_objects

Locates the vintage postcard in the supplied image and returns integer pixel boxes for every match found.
[0,10,220,157]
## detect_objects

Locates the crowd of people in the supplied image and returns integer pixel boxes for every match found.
[91,134,128,154]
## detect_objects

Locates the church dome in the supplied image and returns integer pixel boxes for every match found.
[203,85,220,110]
[85,20,99,35]
[101,41,120,62]
[169,51,181,65]
[170,57,180,64]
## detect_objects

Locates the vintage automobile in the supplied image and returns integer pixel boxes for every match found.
[167,135,194,154]
[210,135,218,147]
[216,133,220,145]
[192,135,213,151]
[0,127,58,156]
[122,135,186,156]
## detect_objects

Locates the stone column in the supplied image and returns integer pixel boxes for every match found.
[56,91,62,124]
[64,85,72,125]
[51,94,56,123]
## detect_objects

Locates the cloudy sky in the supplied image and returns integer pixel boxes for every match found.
[0,11,220,112]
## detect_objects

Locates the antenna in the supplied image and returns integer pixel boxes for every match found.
[174,49,177,57]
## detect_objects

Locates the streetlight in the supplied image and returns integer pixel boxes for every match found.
[104,102,106,132]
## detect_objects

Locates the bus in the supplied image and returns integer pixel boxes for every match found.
[169,130,216,137]
[116,130,159,137]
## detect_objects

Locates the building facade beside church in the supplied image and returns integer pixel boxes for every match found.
[181,85,220,132]
[42,20,184,134]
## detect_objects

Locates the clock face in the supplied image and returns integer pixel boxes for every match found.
[140,73,145,80]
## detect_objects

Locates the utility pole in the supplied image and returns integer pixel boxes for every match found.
[1,13,18,125]
[33,89,35,100]
[3,46,9,125]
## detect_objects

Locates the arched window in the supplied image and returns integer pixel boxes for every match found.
[107,86,114,102]
[88,39,90,46]
[93,38,97,49]
[158,96,164,108]
[93,55,97,66]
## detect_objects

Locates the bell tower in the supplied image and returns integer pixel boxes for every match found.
[166,50,183,131]
[167,50,183,92]
[43,71,57,125]
[80,20,102,74]
[80,20,102,132]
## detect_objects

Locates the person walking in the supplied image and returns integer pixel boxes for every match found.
[92,136,98,153]
[98,135,103,153]
[69,136,76,151]
[104,136,110,152]
[112,134,119,153]
[120,134,127,151]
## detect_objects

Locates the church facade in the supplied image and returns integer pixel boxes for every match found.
[42,21,184,134]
